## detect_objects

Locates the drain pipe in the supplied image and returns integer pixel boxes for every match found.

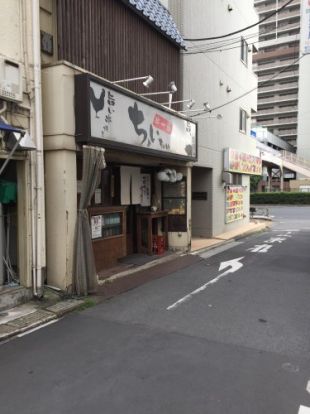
[31,0,46,298]
[0,101,7,117]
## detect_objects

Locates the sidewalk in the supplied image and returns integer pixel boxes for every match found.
[0,219,270,342]
[191,220,269,253]
[98,219,270,298]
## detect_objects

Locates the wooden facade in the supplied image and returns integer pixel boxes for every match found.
[56,0,182,102]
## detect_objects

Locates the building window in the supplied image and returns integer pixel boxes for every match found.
[241,37,248,65]
[232,174,242,186]
[239,108,247,133]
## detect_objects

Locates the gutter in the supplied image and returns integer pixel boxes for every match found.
[31,0,46,298]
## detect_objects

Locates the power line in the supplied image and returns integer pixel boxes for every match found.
[190,54,304,118]
[184,0,295,42]
[184,39,258,55]
[184,33,259,54]
[185,31,259,50]
[184,23,300,55]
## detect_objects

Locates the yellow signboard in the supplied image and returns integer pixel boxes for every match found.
[225,186,244,223]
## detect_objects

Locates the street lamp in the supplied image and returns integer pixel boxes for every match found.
[179,101,211,114]
[141,81,178,108]
[112,75,154,88]
[141,81,178,97]
[161,99,195,109]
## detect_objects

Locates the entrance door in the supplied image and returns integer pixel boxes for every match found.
[192,167,213,238]
[126,205,137,255]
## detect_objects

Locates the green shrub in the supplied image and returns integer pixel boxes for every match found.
[250,192,310,205]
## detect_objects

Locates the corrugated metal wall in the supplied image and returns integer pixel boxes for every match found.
[57,0,182,101]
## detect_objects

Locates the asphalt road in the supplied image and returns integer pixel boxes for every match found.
[1,206,310,414]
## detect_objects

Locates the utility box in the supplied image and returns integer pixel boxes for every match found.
[0,57,23,103]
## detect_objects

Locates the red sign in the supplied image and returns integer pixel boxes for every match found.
[153,114,172,135]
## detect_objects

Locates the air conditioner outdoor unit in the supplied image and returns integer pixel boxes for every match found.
[0,57,23,103]
[222,171,233,185]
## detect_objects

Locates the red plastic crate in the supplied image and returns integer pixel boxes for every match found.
[152,235,166,255]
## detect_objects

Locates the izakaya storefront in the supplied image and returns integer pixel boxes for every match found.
[75,74,197,278]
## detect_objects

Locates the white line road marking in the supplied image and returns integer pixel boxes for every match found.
[307,380,310,394]
[167,257,244,311]
[272,229,300,232]
[298,406,310,414]
[17,319,59,338]
[247,244,272,253]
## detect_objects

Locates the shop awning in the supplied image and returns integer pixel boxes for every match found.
[0,123,23,134]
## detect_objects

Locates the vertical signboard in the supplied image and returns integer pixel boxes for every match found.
[225,186,244,223]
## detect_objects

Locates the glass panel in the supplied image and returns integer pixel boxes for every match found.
[163,198,186,215]
[162,181,186,197]
[101,212,122,237]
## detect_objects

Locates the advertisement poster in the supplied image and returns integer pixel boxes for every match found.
[225,186,244,223]
[224,148,262,175]
[140,174,151,206]
[91,215,102,239]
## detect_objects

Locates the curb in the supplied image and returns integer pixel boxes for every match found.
[97,222,270,293]
[0,299,85,343]
[97,251,183,286]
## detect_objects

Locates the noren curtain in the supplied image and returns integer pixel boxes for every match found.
[73,146,106,296]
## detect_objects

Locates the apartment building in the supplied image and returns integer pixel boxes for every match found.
[252,0,301,148]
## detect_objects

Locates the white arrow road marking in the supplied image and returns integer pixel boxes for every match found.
[166,257,244,311]
[298,406,310,414]
[264,237,286,244]
[247,244,272,253]
[307,379,310,394]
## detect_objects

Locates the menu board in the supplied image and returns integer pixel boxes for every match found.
[225,186,244,223]
[91,215,102,239]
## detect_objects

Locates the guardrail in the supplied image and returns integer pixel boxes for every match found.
[280,151,310,170]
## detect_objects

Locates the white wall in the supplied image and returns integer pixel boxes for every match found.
[170,0,258,236]
[297,1,310,162]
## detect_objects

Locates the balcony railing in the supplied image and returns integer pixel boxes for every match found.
[260,10,300,26]
[256,0,300,15]
[253,106,298,117]
[258,82,299,94]
[253,59,299,73]
[259,22,300,41]
[256,118,297,127]
[277,129,297,136]
[258,70,299,83]
[258,94,298,105]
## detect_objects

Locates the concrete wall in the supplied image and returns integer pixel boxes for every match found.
[170,0,258,237]
[42,63,79,291]
[290,179,310,191]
